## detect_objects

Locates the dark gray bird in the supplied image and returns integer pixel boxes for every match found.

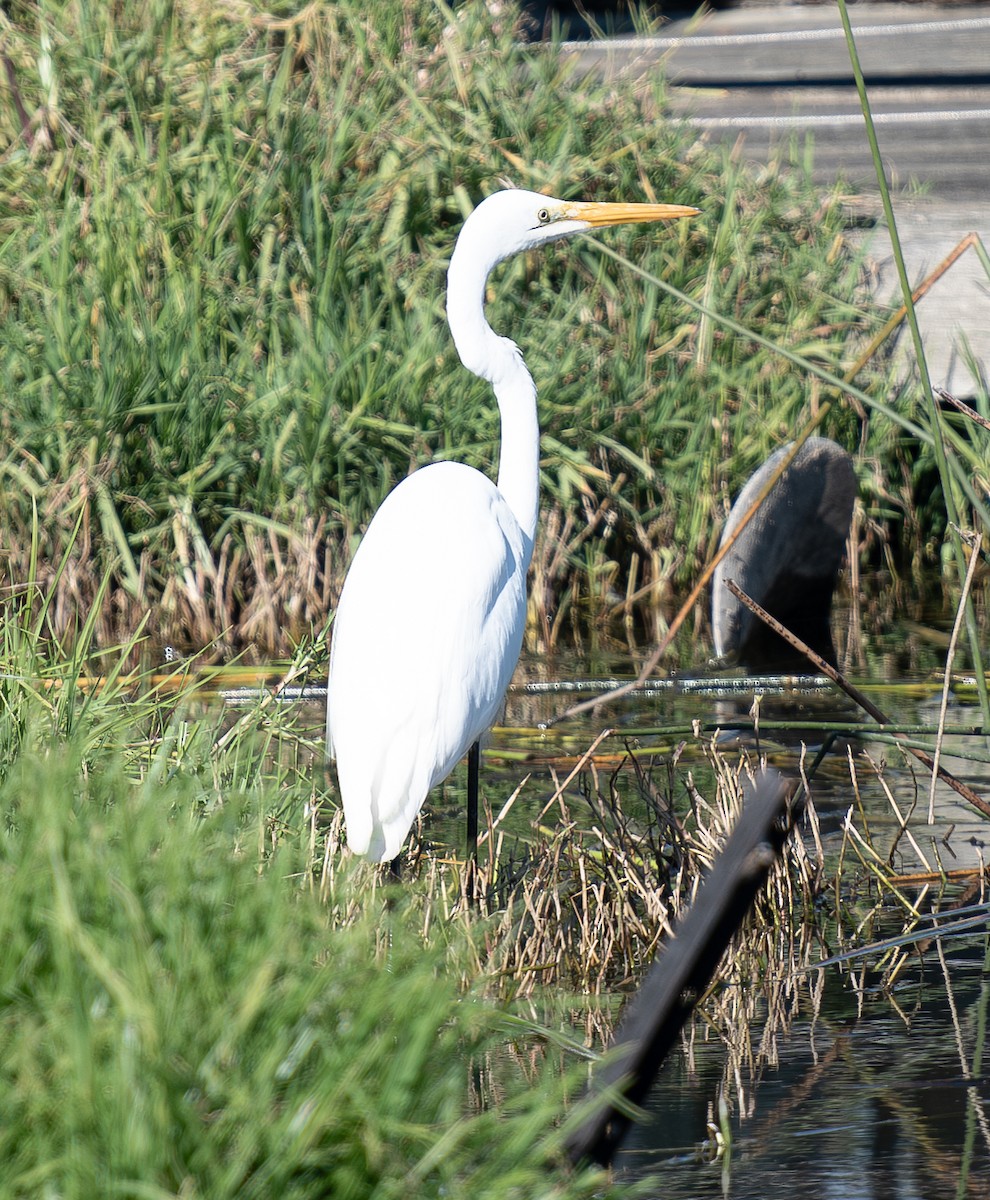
[712,437,857,672]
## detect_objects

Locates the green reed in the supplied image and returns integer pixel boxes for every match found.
[0,0,924,658]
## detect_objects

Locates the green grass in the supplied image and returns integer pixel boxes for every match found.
[0,0,965,662]
[0,581,665,1198]
[0,753,603,1198]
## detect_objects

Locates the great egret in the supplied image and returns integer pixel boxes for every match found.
[327,187,698,863]
[712,436,857,671]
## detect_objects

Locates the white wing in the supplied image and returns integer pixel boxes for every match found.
[327,460,530,861]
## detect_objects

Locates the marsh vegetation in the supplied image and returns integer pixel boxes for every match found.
[2,0,984,658]
[1,0,989,1195]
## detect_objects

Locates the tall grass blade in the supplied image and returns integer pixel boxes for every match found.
[835,0,990,723]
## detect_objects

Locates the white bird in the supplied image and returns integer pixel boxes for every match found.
[327,187,698,863]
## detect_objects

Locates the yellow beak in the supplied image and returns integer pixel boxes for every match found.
[565,200,700,227]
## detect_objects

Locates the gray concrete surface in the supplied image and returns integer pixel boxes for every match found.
[561,4,990,395]
[859,199,988,396]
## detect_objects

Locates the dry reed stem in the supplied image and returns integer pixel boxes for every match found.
[313,733,826,1047]
[0,495,336,662]
[928,526,982,822]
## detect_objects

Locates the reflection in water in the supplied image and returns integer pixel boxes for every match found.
[495,651,990,1197]
[619,946,990,1198]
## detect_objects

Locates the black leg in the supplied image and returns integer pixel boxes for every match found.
[388,855,402,879]
[466,740,480,861]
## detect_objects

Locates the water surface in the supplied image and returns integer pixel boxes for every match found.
[302,619,990,1197]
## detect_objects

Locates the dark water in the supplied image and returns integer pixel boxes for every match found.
[306,616,990,1198]
[622,953,990,1198]
[493,644,990,1197]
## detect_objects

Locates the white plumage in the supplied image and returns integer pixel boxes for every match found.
[327,188,697,862]
[327,462,528,860]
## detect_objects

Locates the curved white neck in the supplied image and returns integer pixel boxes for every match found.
[446,252,540,551]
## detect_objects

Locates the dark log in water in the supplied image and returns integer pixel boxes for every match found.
[565,770,801,1169]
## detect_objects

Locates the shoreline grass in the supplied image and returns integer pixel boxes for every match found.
[0,562,823,1197]
[0,556,986,1191]
[1,744,628,1198]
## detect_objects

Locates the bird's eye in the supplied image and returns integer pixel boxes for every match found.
[537,208,550,224]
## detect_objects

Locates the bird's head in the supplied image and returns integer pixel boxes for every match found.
[461,187,699,264]
[446,187,698,386]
